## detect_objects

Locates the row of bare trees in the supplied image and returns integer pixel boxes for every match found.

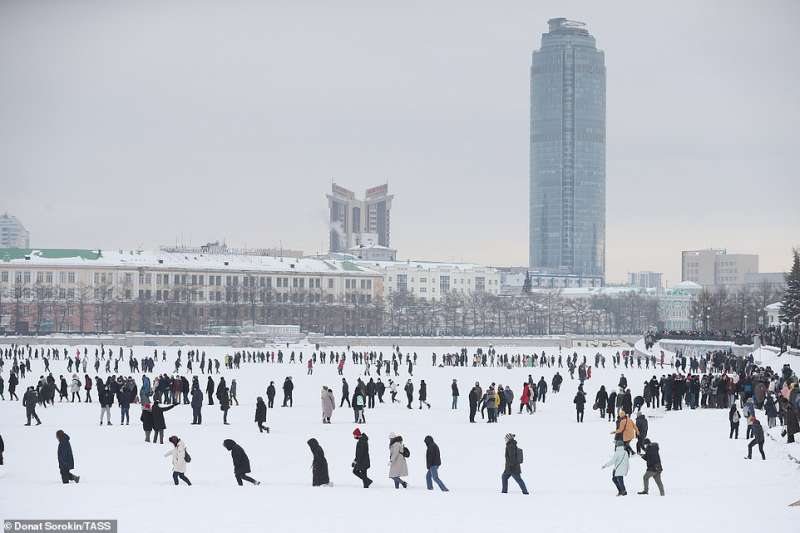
[1,280,665,337]
[690,281,782,334]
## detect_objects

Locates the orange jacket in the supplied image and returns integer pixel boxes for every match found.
[615,416,638,442]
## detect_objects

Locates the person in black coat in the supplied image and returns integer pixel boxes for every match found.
[424,435,448,491]
[451,379,459,410]
[151,401,176,445]
[307,438,330,486]
[255,397,269,433]
[637,439,664,496]
[140,403,154,442]
[351,428,372,488]
[635,413,649,453]
[282,377,293,407]
[56,430,79,483]
[223,439,260,485]
[621,390,633,415]
[574,387,587,423]
[217,379,230,425]
[190,388,203,425]
[606,391,617,421]
[206,377,215,406]
[501,434,529,494]
[468,384,480,423]
[266,381,276,408]
[595,385,608,418]
[419,380,430,409]
[340,378,350,408]
[0,432,4,465]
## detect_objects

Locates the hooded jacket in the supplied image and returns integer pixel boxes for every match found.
[255,398,267,423]
[424,436,441,469]
[307,438,329,486]
[57,432,74,470]
[164,438,187,473]
[223,439,251,474]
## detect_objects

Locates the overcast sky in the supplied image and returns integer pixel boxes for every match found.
[1,0,798,284]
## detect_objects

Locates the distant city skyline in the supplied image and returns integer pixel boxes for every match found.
[1,1,798,284]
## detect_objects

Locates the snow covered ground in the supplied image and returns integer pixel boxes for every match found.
[0,341,797,532]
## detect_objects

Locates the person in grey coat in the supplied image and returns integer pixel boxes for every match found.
[321,386,335,424]
[388,432,408,488]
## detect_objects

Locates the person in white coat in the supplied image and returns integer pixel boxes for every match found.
[70,374,82,403]
[164,435,191,486]
[602,440,629,496]
[321,386,335,424]
[388,432,408,488]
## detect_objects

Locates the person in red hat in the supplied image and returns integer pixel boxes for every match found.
[352,428,372,488]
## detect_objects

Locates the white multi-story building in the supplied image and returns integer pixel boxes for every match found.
[0,248,383,333]
[0,213,30,248]
[357,260,500,302]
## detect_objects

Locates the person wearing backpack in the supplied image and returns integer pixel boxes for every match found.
[424,435,448,491]
[501,433,529,494]
[164,435,191,486]
[388,432,409,488]
[729,404,741,439]
[353,387,366,424]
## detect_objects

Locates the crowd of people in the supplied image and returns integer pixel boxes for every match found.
[0,339,798,495]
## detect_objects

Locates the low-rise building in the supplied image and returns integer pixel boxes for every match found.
[0,248,383,334]
[658,280,703,331]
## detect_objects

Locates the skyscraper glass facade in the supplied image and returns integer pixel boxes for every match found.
[530,18,605,278]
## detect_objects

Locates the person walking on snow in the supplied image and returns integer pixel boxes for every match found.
[321,386,335,424]
[164,435,191,485]
[602,440,629,496]
[255,397,269,433]
[419,380,430,409]
[351,428,372,488]
[501,433,529,494]
[223,439,261,485]
[23,386,42,426]
[424,435,448,491]
[56,430,80,484]
[307,438,331,487]
[388,432,409,488]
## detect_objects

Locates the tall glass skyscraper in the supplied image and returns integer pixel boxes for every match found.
[529,18,605,279]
